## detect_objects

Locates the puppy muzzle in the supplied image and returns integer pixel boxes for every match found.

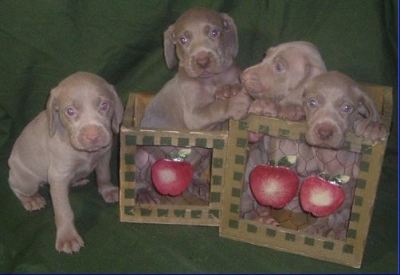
[72,125,111,152]
[306,121,344,149]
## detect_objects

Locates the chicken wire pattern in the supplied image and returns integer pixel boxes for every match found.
[241,135,362,240]
[221,86,391,267]
[119,127,227,226]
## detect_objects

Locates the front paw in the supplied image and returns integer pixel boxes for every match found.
[355,120,387,142]
[56,225,84,254]
[18,193,46,211]
[227,92,251,120]
[215,83,242,100]
[98,184,119,203]
[249,99,278,117]
[278,104,305,121]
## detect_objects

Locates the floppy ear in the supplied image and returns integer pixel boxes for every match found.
[107,84,124,134]
[46,87,60,137]
[220,13,239,59]
[163,24,177,69]
[353,85,380,122]
[289,62,324,91]
[289,46,327,91]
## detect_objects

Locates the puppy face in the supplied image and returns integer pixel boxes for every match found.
[303,71,377,149]
[164,8,238,78]
[47,72,123,152]
[241,41,326,101]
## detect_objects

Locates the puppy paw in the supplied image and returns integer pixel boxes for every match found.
[228,92,251,120]
[98,184,119,203]
[249,99,278,117]
[19,193,46,211]
[56,226,84,254]
[215,83,242,100]
[355,120,387,142]
[136,187,160,204]
[278,104,306,121]
[187,179,209,202]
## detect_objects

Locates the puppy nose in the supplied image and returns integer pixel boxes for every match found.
[195,52,210,68]
[316,126,334,140]
[82,126,102,144]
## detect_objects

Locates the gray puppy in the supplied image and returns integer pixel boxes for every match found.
[141,7,250,129]
[136,8,251,203]
[8,72,123,253]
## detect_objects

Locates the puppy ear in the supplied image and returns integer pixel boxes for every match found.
[289,61,325,92]
[107,84,124,134]
[46,87,60,137]
[353,85,380,122]
[163,24,177,69]
[220,13,239,58]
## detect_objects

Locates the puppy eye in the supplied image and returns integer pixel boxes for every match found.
[66,107,77,117]
[341,104,354,113]
[308,98,319,108]
[99,101,110,112]
[209,29,220,39]
[179,36,189,45]
[274,61,285,73]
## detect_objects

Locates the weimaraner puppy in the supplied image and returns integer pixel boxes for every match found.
[242,41,326,120]
[303,71,387,148]
[8,72,123,253]
[300,71,387,239]
[141,7,250,129]
[238,41,327,220]
[241,71,388,240]
[136,7,251,203]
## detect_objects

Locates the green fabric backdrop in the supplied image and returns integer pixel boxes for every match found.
[0,0,397,273]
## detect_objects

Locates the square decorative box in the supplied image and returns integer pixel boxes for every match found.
[119,93,228,226]
[219,84,392,268]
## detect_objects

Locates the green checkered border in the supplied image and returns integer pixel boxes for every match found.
[220,117,388,268]
[120,127,228,226]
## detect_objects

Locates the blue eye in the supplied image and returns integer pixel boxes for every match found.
[99,101,110,112]
[66,107,76,116]
[274,61,285,73]
[342,104,353,113]
[308,98,318,108]
[209,29,220,38]
[179,36,188,45]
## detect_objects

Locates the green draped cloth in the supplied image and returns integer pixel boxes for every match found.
[0,0,397,273]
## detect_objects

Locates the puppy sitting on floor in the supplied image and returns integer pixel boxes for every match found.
[8,72,123,253]
[136,7,251,203]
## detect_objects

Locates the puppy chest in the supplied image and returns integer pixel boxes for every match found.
[71,155,102,180]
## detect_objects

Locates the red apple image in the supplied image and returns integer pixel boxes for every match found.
[151,159,193,196]
[300,176,345,217]
[249,165,299,209]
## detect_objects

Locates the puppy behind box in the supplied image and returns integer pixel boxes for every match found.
[135,7,251,204]
[8,72,123,253]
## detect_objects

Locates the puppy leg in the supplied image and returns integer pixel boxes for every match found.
[248,99,278,117]
[95,150,118,203]
[48,174,84,254]
[8,167,46,211]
